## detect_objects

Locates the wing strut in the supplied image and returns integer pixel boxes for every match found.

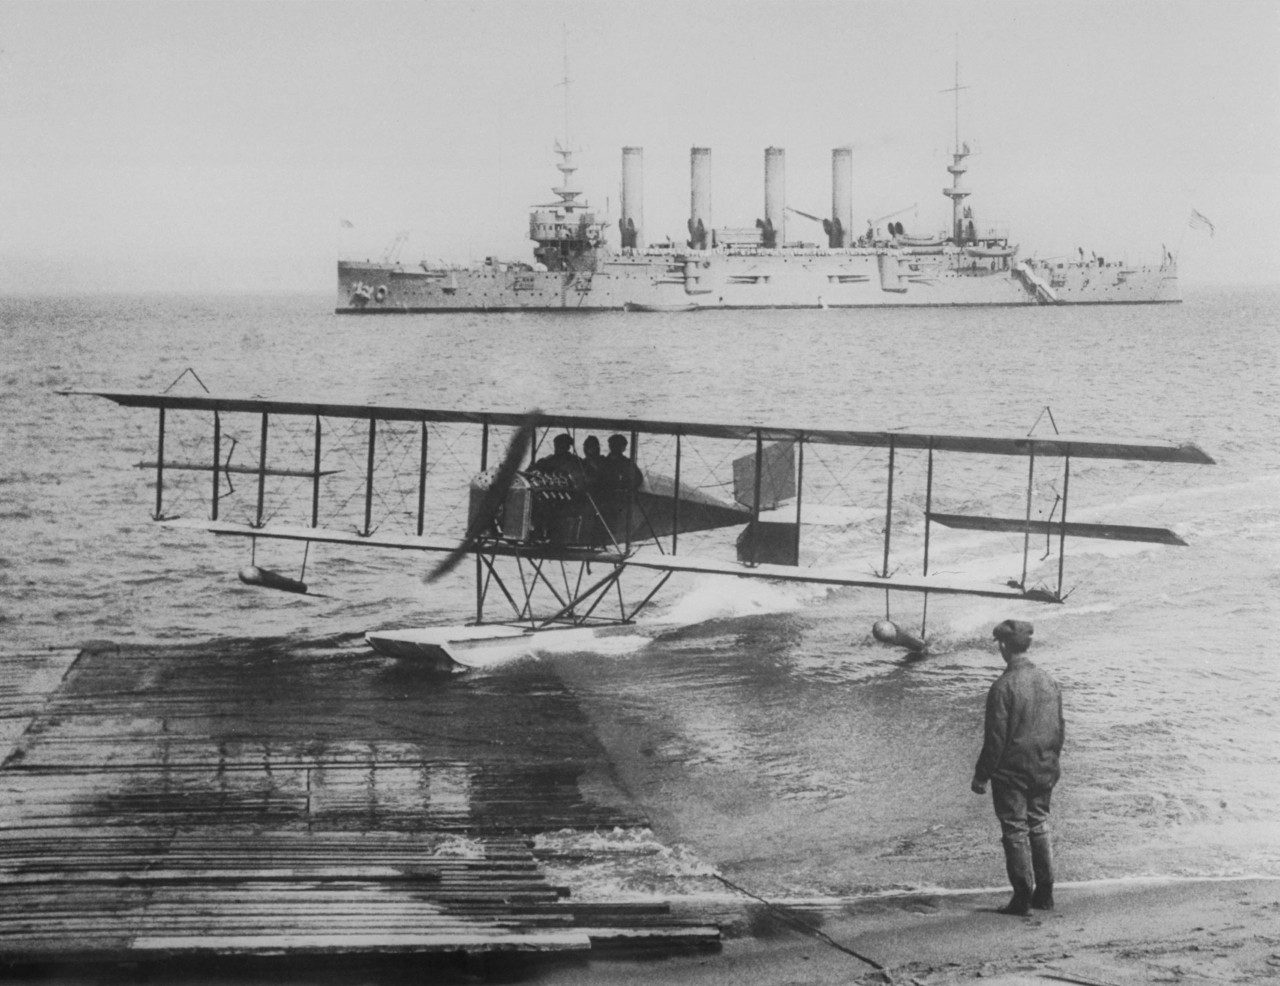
[922,441,935,576]
[212,410,221,521]
[416,421,428,536]
[361,418,377,537]
[255,412,269,529]
[793,437,805,565]
[882,437,896,578]
[154,407,166,520]
[1020,449,1035,589]
[672,434,682,555]
[749,430,764,564]
[1056,455,1071,598]
[312,415,322,528]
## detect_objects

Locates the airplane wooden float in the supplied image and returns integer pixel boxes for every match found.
[63,390,1214,670]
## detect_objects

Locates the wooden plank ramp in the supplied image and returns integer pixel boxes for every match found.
[0,639,720,964]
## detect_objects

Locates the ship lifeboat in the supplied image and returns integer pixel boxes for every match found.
[964,243,1017,259]
[624,302,700,312]
[896,234,946,248]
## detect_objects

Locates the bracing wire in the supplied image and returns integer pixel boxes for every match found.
[711,873,892,981]
[161,367,210,394]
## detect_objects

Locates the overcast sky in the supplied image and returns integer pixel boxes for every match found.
[1,0,1275,293]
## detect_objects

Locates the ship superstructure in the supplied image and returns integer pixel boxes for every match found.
[337,140,1179,313]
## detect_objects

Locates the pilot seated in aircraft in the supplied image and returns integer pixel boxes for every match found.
[527,433,587,543]
[530,433,585,484]
[601,434,643,493]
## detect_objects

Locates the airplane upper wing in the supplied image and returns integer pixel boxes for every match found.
[64,390,1215,463]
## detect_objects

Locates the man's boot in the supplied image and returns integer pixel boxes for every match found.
[1030,832,1054,910]
[998,837,1034,915]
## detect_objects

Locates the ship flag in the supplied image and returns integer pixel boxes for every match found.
[340,218,355,228]
[1187,210,1215,237]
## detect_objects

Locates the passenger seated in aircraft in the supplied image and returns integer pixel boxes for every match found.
[601,434,644,492]
[584,434,645,545]
[581,435,604,485]
[578,436,607,545]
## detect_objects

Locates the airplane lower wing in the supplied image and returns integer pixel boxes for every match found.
[173,519,1039,601]
[619,553,1041,600]
[177,520,631,566]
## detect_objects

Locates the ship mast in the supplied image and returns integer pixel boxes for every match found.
[529,27,607,272]
[940,50,972,243]
[552,26,580,208]
[559,26,571,153]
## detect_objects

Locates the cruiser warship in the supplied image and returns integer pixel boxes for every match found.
[336,140,1179,313]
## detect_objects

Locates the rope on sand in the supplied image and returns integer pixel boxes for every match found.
[711,873,893,982]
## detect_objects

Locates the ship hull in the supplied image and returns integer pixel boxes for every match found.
[337,251,1179,313]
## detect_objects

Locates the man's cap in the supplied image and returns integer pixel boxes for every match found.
[552,433,574,451]
[992,619,1034,647]
[583,436,600,452]
[608,434,627,450]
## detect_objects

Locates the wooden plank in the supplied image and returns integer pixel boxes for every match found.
[5,867,441,884]
[0,642,720,963]
[126,931,593,954]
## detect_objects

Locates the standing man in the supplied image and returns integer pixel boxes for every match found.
[971,619,1064,916]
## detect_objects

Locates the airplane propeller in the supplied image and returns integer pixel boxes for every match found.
[425,410,541,583]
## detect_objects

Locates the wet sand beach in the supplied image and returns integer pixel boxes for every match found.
[537,877,1280,985]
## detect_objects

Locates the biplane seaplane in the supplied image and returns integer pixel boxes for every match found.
[64,389,1214,670]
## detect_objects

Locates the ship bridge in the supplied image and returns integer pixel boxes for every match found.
[529,141,608,271]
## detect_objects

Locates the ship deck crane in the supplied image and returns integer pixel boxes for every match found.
[785,206,844,248]
[784,205,825,225]
[872,203,918,226]
[381,231,411,264]
[867,203,919,242]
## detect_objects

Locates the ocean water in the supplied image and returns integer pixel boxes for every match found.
[1,288,1278,897]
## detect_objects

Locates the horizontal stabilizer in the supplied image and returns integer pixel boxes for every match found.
[927,512,1188,546]
[136,461,341,478]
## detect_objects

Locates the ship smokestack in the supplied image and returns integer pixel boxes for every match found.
[621,146,643,250]
[689,147,711,251]
[761,147,785,249]
[830,146,853,248]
